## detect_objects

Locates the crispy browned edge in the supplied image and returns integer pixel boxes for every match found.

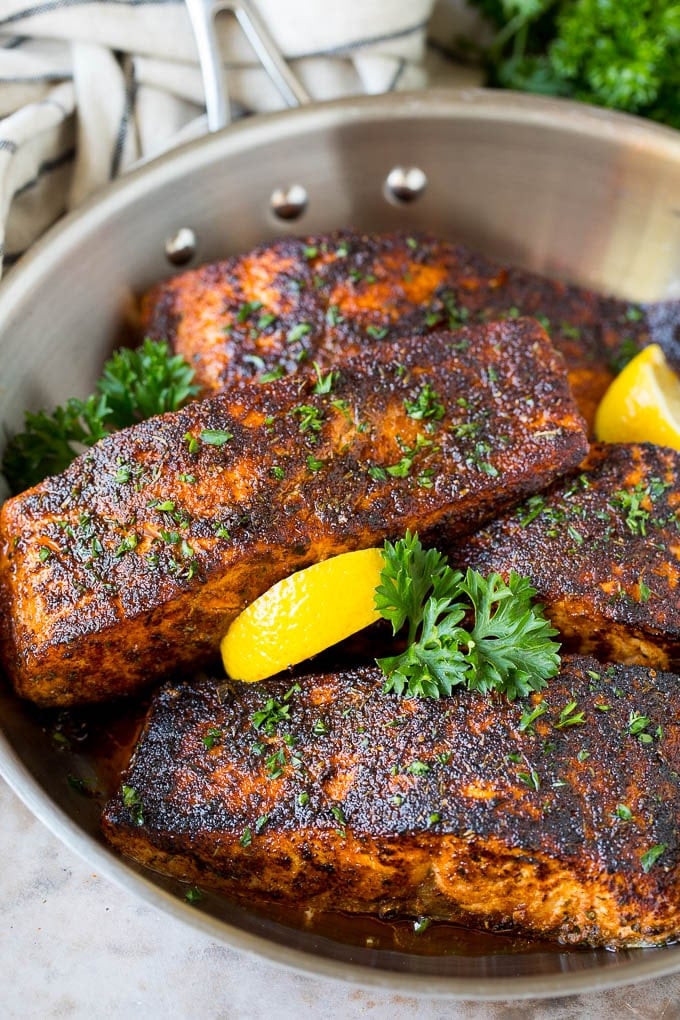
[102,655,680,948]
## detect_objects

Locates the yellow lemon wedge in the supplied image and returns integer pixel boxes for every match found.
[595,343,680,450]
[221,547,385,683]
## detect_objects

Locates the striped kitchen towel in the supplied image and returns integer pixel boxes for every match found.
[0,0,484,276]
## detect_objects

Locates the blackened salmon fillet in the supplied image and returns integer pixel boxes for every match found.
[0,321,587,707]
[139,230,675,430]
[449,443,680,671]
[102,655,680,948]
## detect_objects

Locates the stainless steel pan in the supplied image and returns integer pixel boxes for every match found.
[1,59,680,1000]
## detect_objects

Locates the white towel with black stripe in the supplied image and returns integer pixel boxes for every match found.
[0,0,484,275]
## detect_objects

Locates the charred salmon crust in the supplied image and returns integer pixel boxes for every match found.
[139,230,676,430]
[449,443,680,671]
[102,655,680,948]
[0,322,588,707]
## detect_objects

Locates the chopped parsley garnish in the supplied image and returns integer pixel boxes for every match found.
[260,366,285,383]
[518,702,548,732]
[291,403,324,436]
[199,429,233,447]
[236,300,263,323]
[202,727,223,750]
[518,769,541,791]
[251,684,300,734]
[640,843,667,873]
[312,364,338,394]
[610,479,671,537]
[555,702,586,729]
[404,383,445,423]
[287,322,312,344]
[122,785,144,826]
[374,532,560,700]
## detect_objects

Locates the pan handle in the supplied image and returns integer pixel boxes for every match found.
[185,0,312,132]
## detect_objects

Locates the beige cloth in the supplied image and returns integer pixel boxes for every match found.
[0,0,483,275]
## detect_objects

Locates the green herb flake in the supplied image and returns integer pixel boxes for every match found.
[200,429,233,447]
[628,711,651,736]
[640,843,667,873]
[122,785,144,826]
[292,403,324,436]
[555,701,586,730]
[202,727,223,750]
[413,916,432,934]
[518,769,541,791]
[260,366,285,383]
[404,383,445,423]
[287,322,312,344]
[614,804,633,821]
[236,300,263,323]
[518,703,548,732]
[185,886,203,904]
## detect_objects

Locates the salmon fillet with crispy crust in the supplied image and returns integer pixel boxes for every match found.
[102,655,680,948]
[0,321,587,707]
[139,230,669,430]
[449,443,680,671]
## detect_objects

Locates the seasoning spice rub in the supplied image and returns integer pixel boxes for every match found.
[0,321,587,707]
[102,655,680,948]
[449,443,680,671]
[139,230,675,430]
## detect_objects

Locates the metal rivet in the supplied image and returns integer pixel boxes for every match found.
[165,228,197,265]
[384,166,427,204]
[270,184,308,221]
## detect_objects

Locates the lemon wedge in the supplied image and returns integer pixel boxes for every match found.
[595,343,680,450]
[221,547,385,683]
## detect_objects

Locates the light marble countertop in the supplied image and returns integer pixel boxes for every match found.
[3,777,680,1020]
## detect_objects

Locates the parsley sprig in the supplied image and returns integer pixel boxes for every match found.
[374,532,560,700]
[2,338,198,493]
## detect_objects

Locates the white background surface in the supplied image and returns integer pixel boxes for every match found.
[3,777,680,1020]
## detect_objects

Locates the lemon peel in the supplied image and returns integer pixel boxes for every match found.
[221,547,384,683]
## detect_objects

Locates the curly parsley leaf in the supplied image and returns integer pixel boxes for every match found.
[2,339,198,494]
[96,338,199,428]
[465,0,680,131]
[1,394,111,492]
[375,533,560,700]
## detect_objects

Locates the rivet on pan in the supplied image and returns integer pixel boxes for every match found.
[270,184,308,221]
[385,166,427,204]
[165,228,197,266]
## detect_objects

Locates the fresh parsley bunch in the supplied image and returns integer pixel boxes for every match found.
[466,0,680,130]
[2,338,198,493]
[375,531,560,700]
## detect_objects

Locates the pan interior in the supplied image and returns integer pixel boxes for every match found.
[1,90,679,997]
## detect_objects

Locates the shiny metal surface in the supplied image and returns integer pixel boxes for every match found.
[185,0,310,130]
[1,89,680,998]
